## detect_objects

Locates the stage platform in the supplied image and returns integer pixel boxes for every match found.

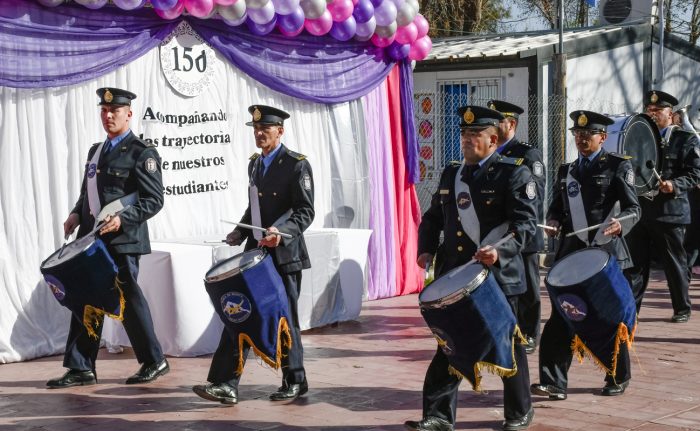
[103,228,372,357]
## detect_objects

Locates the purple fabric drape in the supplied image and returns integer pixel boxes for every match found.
[0,1,395,104]
[399,59,419,184]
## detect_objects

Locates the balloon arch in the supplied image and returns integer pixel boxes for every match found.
[36,0,432,61]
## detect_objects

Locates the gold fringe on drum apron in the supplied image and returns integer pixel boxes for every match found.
[82,277,126,339]
[235,317,293,375]
[570,320,637,378]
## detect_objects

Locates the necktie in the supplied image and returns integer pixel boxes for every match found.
[103,140,114,155]
[579,158,590,176]
[463,164,478,183]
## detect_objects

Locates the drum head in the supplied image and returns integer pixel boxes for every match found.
[420,263,485,303]
[41,235,96,269]
[205,248,265,282]
[546,248,610,287]
[604,114,660,195]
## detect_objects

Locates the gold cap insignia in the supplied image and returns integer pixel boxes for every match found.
[104,89,113,103]
[489,102,496,110]
[463,108,475,124]
[577,112,588,127]
[650,91,658,103]
[253,107,262,122]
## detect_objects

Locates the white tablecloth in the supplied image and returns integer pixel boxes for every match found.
[103,229,371,357]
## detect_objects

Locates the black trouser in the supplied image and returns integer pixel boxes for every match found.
[684,188,700,278]
[518,252,541,341]
[538,306,631,390]
[208,271,305,387]
[63,254,163,372]
[422,295,531,424]
[623,220,691,315]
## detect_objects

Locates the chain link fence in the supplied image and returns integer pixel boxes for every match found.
[413,91,641,238]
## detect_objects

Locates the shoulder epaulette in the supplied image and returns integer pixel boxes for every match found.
[498,156,524,166]
[449,160,461,166]
[134,138,155,148]
[287,149,307,161]
[249,153,261,161]
[609,152,631,160]
[515,141,533,148]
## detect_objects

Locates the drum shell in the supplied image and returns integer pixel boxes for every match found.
[40,237,120,317]
[603,113,661,196]
[204,250,289,355]
[420,265,517,388]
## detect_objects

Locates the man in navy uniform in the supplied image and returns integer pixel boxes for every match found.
[623,90,700,323]
[530,110,640,400]
[488,99,545,354]
[406,106,536,431]
[193,105,314,405]
[47,87,168,388]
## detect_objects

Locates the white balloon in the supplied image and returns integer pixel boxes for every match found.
[300,0,326,19]
[218,2,247,24]
[247,1,275,23]
[396,3,416,27]
[37,0,65,6]
[246,0,271,8]
[406,0,419,12]
[374,21,397,38]
[75,0,108,9]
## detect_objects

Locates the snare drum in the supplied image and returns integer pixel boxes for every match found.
[204,248,291,373]
[40,235,121,337]
[419,262,520,391]
[604,113,661,196]
[545,247,636,376]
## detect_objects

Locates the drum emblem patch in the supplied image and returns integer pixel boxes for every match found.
[430,327,455,356]
[567,181,580,197]
[220,292,252,323]
[526,181,536,199]
[87,163,97,179]
[625,169,635,186]
[557,294,587,322]
[44,275,66,302]
[457,192,471,209]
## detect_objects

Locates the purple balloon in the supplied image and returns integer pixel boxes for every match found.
[152,0,179,9]
[246,14,278,35]
[369,0,383,6]
[352,0,374,24]
[272,0,300,15]
[387,41,410,60]
[277,7,305,34]
[329,16,357,41]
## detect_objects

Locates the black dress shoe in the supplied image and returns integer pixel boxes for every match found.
[46,369,97,389]
[503,408,534,431]
[601,380,629,396]
[530,383,567,400]
[524,336,536,354]
[671,312,690,323]
[125,358,169,384]
[404,416,454,431]
[269,380,308,401]
[192,382,238,404]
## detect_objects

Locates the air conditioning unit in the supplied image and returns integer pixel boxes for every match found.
[598,0,657,25]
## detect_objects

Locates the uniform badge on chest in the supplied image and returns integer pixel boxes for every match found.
[457,191,472,209]
[87,163,97,179]
[567,181,580,198]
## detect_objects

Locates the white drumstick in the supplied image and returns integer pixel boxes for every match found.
[537,223,559,233]
[452,232,516,272]
[220,219,293,239]
[565,213,636,238]
[646,160,663,182]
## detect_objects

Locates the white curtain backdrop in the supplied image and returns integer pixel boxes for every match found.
[0,46,371,363]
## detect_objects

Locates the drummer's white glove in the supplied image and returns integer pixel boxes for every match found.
[64,213,79,237]
[417,253,433,269]
[226,230,243,246]
[545,219,560,238]
[259,226,282,248]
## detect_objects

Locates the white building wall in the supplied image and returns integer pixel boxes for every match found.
[652,42,700,113]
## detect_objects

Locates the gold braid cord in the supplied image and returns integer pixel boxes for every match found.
[447,326,526,392]
[82,277,126,339]
[571,321,636,378]
[235,317,292,375]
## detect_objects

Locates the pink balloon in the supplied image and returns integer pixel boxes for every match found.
[327,0,353,22]
[394,22,417,45]
[351,0,358,4]
[304,10,333,36]
[408,35,432,61]
[215,0,237,4]
[413,13,429,39]
[156,0,185,19]
[371,33,395,48]
[184,0,215,17]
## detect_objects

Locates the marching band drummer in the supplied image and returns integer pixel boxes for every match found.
[192,105,315,405]
[406,106,537,431]
[531,110,640,400]
[47,88,169,388]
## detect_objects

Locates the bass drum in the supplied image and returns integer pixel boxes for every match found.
[603,113,661,196]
